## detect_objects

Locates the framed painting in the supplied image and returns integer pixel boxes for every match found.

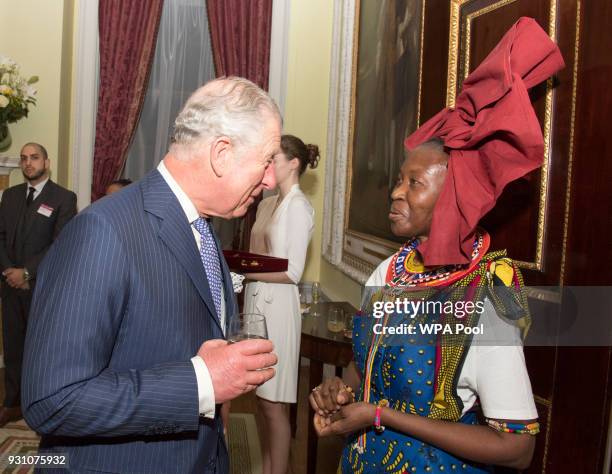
[323,0,425,282]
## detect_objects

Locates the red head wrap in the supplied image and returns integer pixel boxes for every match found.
[404,17,564,266]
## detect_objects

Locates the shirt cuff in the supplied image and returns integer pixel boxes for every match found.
[190,355,216,419]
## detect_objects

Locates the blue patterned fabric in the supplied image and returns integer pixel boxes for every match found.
[22,170,236,474]
[341,305,491,474]
[193,218,223,320]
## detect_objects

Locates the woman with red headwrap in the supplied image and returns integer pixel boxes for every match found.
[309,18,564,473]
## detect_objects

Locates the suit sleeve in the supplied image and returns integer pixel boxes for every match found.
[22,211,200,437]
[0,189,15,272]
[24,189,78,278]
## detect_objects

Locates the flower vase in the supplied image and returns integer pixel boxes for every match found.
[0,123,11,153]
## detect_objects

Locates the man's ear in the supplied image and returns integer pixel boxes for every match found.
[209,136,232,178]
[45,159,51,171]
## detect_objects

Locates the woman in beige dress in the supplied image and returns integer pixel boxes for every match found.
[243,135,318,474]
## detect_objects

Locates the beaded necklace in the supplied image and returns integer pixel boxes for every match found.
[386,230,490,289]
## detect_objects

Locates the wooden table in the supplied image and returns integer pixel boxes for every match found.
[295,301,356,474]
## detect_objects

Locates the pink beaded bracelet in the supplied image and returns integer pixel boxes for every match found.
[374,399,389,433]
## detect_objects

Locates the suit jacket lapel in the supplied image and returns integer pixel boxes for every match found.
[142,170,223,334]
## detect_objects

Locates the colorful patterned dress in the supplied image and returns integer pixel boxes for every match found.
[341,231,530,474]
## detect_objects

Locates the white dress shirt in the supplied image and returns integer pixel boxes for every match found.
[26,177,49,200]
[158,161,226,419]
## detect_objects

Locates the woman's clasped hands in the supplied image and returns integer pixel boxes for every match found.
[308,377,374,437]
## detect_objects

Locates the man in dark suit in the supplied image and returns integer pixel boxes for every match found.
[0,142,77,427]
[22,78,280,473]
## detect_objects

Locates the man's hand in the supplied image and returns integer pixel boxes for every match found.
[197,339,277,404]
[2,268,27,289]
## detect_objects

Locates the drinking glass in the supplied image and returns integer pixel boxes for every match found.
[311,282,321,304]
[343,310,354,339]
[310,282,322,317]
[227,313,268,343]
[327,306,345,333]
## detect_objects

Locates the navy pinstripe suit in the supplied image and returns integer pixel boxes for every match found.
[22,170,236,473]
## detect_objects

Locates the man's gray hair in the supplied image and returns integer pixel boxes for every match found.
[170,77,281,155]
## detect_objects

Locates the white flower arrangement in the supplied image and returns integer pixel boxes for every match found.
[0,55,38,124]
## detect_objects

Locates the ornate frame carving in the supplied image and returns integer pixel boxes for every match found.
[322,0,359,279]
[322,0,426,283]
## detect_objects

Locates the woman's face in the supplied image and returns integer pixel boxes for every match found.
[272,152,299,186]
[388,146,448,240]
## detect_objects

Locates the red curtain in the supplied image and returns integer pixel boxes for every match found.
[206,0,273,90]
[206,0,273,249]
[91,0,164,201]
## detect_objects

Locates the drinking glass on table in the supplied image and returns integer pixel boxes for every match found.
[311,282,321,317]
[343,310,354,339]
[311,282,320,304]
[227,313,268,343]
[327,306,345,333]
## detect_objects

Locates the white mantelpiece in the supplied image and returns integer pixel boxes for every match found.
[0,155,19,176]
[0,155,19,195]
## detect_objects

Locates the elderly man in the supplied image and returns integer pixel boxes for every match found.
[0,142,77,427]
[22,77,280,473]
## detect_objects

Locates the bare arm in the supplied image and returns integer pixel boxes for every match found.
[315,402,535,470]
[381,410,536,469]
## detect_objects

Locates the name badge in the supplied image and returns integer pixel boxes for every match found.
[37,204,54,218]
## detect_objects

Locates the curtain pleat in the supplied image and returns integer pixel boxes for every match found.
[92,0,164,201]
[206,0,274,249]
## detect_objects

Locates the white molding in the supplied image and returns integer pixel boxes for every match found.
[268,0,290,114]
[322,0,354,265]
[322,0,374,284]
[71,0,99,211]
[0,156,19,176]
